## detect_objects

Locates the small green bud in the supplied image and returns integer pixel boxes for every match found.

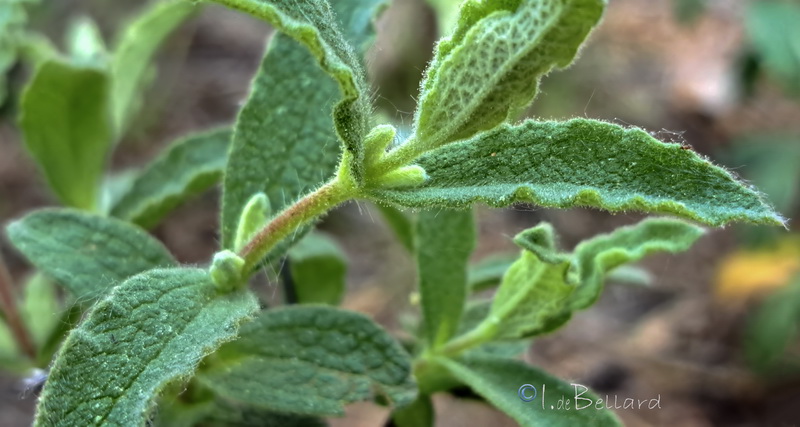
[373,165,428,189]
[364,124,397,166]
[210,250,246,291]
[234,192,270,252]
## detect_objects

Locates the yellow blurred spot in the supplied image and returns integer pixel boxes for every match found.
[716,239,800,301]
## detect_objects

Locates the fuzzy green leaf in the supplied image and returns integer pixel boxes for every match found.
[458,300,529,358]
[220,33,340,249]
[111,0,196,134]
[6,209,176,301]
[412,0,604,150]
[33,268,258,426]
[483,218,704,340]
[19,60,111,211]
[110,128,231,229]
[373,119,784,227]
[288,232,347,305]
[197,305,417,416]
[209,0,373,182]
[437,355,622,427]
[416,209,475,348]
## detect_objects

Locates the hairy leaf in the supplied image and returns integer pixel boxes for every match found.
[437,355,622,426]
[7,209,176,301]
[111,0,196,134]
[19,60,111,211]
[458,300,529,358]
[416,209,475,348]
[221,34,340,249]
[33,268,258,426]
[197,305,416,416]
[111,127,231,229]
[412,0,604,150]
[209,0,373,181]
[484,218,704,340]
[373,119,784,227]
[288,232,347,305]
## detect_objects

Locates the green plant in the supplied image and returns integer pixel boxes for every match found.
[0,0,786,426]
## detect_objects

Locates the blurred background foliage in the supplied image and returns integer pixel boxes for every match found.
[1,0,799,425]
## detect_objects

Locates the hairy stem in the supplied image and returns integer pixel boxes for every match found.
[0,251,36,360]
[238,178,353,272]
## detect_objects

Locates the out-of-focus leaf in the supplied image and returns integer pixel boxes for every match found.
[33,268,258,426]
[288,232,347,305]
[7,209,176,301]
[19,60,111,211]
[468,254,516,291]
[745,276,800,371]
[111,0,196,134]
[746,1,800,95]
[66,16,107,67]
[391,395,433,427]
[20,274,60,349]
[375,204,415,252]
[110,127,231,229]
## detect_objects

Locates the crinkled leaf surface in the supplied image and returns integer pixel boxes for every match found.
[484,218,704,340]
[437,354,622,427]
[111,0,196,134]
[288,232,347,305]
[374,119,784,227]
[210,0,372,181]
[197,305,416,416]
[33,268,258,426]
[19,59,111,211]
[220,0,384,247]
[111,127,231,229]
[413,0,604,150]
[6,209,176,301]
[416,209,475,348]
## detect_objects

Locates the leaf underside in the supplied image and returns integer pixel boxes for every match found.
[373,119,784,227]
